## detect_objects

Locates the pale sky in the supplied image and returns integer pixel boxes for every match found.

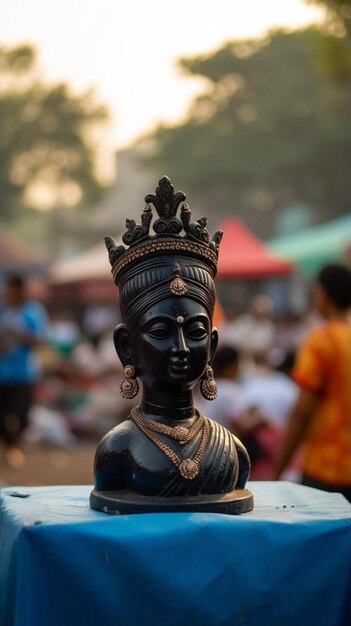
[2,0,323,149]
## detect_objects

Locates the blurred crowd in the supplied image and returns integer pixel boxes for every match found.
[0,277,126,472]
[0,265,351,501]
[197,295,316,482]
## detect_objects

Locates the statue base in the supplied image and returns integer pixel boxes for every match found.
[90,488,254,515]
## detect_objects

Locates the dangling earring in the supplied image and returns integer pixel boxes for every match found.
[200,365,218,401]
[120,365,139,399]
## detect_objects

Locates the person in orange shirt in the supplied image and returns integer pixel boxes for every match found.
[213,297,225,330]
[274,264,351,502]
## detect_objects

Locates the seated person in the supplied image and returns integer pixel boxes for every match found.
[196,346,246,433]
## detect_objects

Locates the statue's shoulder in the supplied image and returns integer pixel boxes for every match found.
[201,415,247,454]
[200,415,250,488]
[198,415,238,453]
[96,417,135,455]
[201,414,234,437]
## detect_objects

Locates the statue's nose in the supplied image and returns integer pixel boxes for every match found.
[171,327,190,357]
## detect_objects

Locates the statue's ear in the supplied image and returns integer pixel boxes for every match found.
[209,327,218,365]
[113,324,133,367]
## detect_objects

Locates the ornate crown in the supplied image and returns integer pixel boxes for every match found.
[105,176,223,284]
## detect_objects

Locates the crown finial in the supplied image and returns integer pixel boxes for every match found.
[145,175,186,218]
[144,175,185,236]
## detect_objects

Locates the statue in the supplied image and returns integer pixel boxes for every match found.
[90,176,253,514]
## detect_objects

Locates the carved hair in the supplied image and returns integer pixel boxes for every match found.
[119,257,216,328]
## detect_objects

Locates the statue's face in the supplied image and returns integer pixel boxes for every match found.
[131,297,214,391]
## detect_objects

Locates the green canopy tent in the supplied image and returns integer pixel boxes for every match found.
[269,214,351,275]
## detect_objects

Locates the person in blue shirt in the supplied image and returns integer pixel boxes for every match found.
[0,274,49,467]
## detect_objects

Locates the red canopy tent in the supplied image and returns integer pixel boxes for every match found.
[217,219,293,279]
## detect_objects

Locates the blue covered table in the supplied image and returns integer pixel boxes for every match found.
[0,482,350,626]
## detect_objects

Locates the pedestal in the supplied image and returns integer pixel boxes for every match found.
[90,487,254,514]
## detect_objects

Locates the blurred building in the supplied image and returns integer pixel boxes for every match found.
[87,142,156,238]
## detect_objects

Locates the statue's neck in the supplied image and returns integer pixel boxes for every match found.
[140,386,195,422]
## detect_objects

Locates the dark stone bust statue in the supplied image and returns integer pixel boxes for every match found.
[90,176,253,514]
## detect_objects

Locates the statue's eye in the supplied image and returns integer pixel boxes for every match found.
[147,326,171,339]
[186,325,208,340]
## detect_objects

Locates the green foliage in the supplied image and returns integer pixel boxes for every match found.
[0,44,35,73]
[308,0,351,36]
[0,44,109,222]
[147,28,351,234]
[307,1,351,85]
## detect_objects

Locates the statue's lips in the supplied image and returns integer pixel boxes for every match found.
[170,360,190,374]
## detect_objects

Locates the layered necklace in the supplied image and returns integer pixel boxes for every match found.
[130,406,209,480]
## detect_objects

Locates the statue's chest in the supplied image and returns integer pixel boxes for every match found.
[128,432,197,493]
[127,422,238,497]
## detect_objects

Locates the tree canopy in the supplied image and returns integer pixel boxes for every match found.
[0,44,109,223]
[147,27,351,237]
[308,0,351,36]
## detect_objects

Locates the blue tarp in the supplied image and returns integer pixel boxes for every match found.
[0,482,350,626]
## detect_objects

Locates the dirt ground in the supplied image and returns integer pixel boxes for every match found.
[0,442,97,487]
